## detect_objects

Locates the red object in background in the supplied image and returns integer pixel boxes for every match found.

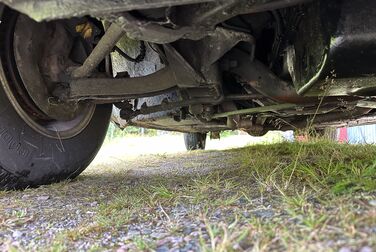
[338,127,348,143]
[296,135,308,142]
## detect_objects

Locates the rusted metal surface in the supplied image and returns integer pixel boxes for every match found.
[0,0,312,45]
[0,0,215,21]
[13,13,89,120]
[3,0,376,135]
[176,27,256,76]
[68,67,178,100]
[281,108,372,130]
[163,44,205,88]
[72,23,124,78]
[0,8,98,139]
[121,96,224,121]
[175,0,312,27]
[211,103,297,119]
[228,49,306,104]
[110,0,311,44]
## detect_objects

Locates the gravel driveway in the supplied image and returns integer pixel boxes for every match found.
[0,135,375,251]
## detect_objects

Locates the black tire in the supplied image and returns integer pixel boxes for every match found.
[0,9,112,190]
[0,88,112,189]
[184,132,207,151]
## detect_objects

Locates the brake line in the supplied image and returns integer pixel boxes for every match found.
[114,41,146,63]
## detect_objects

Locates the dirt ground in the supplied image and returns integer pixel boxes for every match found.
[0,134,375,252]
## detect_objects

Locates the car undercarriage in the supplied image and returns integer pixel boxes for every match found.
[1,0,376,188]
[4,0,376,135]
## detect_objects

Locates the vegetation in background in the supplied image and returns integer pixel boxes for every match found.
[105,123,159,141]
[105,123,249,142]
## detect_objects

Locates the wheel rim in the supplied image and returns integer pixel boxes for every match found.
[0,9,96,139]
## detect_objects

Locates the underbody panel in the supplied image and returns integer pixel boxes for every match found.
[2,0,376,135]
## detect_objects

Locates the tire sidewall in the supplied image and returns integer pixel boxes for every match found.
[0,77,112,188]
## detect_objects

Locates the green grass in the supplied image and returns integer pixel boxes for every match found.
[237,141,376,195]
[1,140,375,251]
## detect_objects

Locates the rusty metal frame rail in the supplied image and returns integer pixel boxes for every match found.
[211,103,297,119]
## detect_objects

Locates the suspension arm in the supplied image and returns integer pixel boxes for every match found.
[63,67,178,101]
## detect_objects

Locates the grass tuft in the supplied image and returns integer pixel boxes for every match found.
[238,141,376,195]
[1,138,375,251]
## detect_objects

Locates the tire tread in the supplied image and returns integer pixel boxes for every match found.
[0,165,24,189]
